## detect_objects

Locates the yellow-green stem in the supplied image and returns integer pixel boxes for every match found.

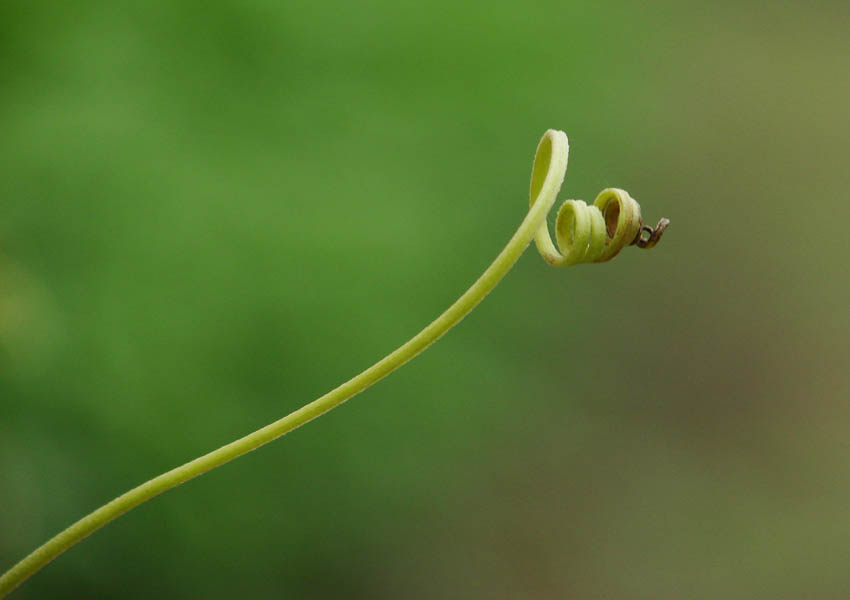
[0,129,665,597]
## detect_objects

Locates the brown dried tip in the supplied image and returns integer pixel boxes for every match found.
[631,218,670,250]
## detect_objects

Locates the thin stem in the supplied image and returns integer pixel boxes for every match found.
[0,129,665,597]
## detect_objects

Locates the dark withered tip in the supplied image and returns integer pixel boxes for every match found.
[631,217,669,250]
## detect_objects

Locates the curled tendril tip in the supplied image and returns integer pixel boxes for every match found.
[527,129,667,267]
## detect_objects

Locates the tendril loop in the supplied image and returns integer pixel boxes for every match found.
[528,129,667,266]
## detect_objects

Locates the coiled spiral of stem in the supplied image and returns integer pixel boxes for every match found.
[0,129,667,598]
[529,129,668,267]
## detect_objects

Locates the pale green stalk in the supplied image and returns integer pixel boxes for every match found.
[0,129,666,597]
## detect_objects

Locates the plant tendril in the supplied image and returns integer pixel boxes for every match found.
[0,129,667,597]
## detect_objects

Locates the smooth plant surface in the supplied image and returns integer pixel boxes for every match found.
[0,129,666,597]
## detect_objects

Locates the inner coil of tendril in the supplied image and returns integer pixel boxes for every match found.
[529,129,645,267]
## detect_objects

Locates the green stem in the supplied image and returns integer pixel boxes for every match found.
[0,129,665,597]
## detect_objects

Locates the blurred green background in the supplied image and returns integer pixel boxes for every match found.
[2,1,849,598]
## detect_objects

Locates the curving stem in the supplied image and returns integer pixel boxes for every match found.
[0,129,667,597]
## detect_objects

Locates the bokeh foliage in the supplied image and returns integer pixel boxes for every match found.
[2,1,849,597]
